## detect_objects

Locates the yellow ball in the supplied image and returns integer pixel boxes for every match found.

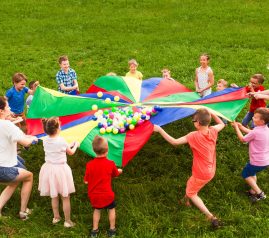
[100,128,106,134]
[106,127,112,133]
[114,96,120,102]
[97,92,103,98]
[129,124,135,130]
[105,98,111,104]
[113,128,119,134]
[92,104,98,110]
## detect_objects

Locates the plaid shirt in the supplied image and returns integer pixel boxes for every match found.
[56,68,77,93]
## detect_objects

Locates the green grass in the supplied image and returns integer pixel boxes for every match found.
[0,0,269,237]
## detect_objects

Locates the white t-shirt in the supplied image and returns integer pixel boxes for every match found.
[43,136,68,164]
[0,120,25,167]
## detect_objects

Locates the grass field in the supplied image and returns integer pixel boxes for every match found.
[0,0,269,237]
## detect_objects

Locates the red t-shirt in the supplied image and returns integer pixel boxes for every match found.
[246,85,266,112]
[84,157,120,208]
[186,127,218,180]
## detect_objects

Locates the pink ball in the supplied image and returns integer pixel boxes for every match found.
[137,119,144,125]
[119,128,126,133]
[109,113,114,119]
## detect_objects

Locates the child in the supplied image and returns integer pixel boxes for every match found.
[56,55,79,95]
[38,117,79,227]
[154,109,225,228]
[232,108,269,202]
[216,79,228,91]
[5,73,38,119]
[84,135,122,238]
[125,59,143,80]
[232,74,266,128]
[162,68,175,81]
[195,54,214,97]
[26,80,37,112]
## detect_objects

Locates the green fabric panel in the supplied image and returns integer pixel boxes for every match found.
[94,76,136,102]
[202,99,248,121]
[27,86,127,118]
[143,92,200,104]
[80,127,126,167]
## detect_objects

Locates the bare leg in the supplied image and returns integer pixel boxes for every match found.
[62,196,71,223]
[245,176,262,194]
[51,196,60,219]
[108,208,116,230]
[93,209,101,230]
[0,182,19,214]
[189,195,214,219]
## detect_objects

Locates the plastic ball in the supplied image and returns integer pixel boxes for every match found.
[126,118,132,124]
[119,128,125,133]
[92,104,98,111]
[109,113,114,119]
[141,115,146,120]
[106,127,112,133]
[100,128,106,134]
[103,110,109,115]
[114,96,120,101]
[113,128,119,134]
[124,123,129,128]
[118,121,124,127]
[129,124,135,130]
[105,98,111,104]
[131,118,137,125]
[154,105,162,112]
[92,116,98,121]
[137,119,144,125]
[97,110,103,115]
[111,107,117,112]
[97,91,103,98]
[98,122,103,128]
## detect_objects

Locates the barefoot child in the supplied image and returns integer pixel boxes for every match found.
[84,135,122,238]
[154,108,225,227]
[38,117,79,227]
[232,108,269,202]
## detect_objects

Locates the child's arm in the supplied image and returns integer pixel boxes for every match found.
[59,83,78,92]
[230,83,239,88]
[66,141,80,155]
[18,135,38,147]
[253,93,269,100]
[236,122,251,134]
[200,71,214,93]
[231,122,245,142]
[28,81,40,95]
[211,113,225,132]
[195,69,200,92]
[154,125,188,146]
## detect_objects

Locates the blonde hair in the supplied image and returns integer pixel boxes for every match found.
[128,59,138,66]
[161,68,170,74]
[12,73,27,84]
[217,79,228,87]
[92,135,108,155]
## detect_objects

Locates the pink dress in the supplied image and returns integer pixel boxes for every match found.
[38,136,75,198]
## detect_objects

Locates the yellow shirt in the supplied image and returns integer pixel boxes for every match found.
[125,70,143,80]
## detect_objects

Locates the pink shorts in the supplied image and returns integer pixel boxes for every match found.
[186,176,212,198]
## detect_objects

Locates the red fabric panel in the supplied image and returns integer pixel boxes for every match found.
[143,78,192,102]
[122,121,154,167]
[26,111,94,135]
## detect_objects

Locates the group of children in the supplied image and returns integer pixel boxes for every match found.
[1,54,269,237]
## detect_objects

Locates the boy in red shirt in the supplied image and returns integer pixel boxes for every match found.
[232,74,266,128]
[84,136,122,237]
[154,109,225,228]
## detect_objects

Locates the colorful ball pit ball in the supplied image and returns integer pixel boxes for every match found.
[113,128,119,134]
[97,91,103,98]
[100,128,106,134]
[114,96,120,101]
[105,98,111,104]
[119,128,125,133]
[129,124,135,130]
[98,122,103,128]
[92,104,98,111]
[106,127,112,133]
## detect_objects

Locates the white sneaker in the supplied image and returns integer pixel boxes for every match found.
[64,221,75,228]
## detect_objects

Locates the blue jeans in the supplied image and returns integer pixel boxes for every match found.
[242,112,254,128]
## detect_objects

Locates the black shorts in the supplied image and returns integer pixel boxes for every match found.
[94,201,116,210]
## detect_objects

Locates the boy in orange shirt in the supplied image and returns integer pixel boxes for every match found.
[154,108,225,227]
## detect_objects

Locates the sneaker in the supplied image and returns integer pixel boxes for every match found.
[251,191,266,202]
[19,208,32,220]
[90,229,99,238]
[52,217,61,224]
[64,221,75,228]
[107,228,116,237]
[211,217,220,229]
[246,190,256,198]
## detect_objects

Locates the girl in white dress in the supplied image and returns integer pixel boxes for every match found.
[38,117,79,227]
[195,54,214,97]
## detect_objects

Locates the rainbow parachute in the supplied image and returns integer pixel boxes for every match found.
[27,76,248,167]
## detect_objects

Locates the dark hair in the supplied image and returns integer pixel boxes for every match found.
[252,74,264,84]
[193,108,211,126]
[29,81,37,90]
[12,72,27,84]
[200,53,210,61]
[255,108,269,124]
[42,117,60,135]
[58,55,69,64]
[92,135,108,155]
[0,96,7,110]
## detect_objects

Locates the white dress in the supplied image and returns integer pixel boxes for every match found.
[197,66,213,97]
[38,136,75,198]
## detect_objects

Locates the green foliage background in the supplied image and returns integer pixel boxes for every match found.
[0,0,269,237]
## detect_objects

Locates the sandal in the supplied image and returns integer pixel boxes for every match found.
[52,217,61,224]
[19,208,32,220]
[64,221,75,228]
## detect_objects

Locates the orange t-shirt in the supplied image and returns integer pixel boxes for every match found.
[186,127,218,180]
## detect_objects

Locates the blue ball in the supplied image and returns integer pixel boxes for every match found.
[98,122,103,128]
[154,105,162,112]
[124,123,129,128]
[92,116,97,121]
[141,115,146,120]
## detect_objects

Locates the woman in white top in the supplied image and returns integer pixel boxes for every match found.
[195,54,214,97]
[0,96,37,220]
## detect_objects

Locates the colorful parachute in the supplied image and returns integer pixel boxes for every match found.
[26,76,248,167]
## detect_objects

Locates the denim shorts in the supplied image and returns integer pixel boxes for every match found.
[242,162,268,179]
[0,156,26,183]
[94,201,116,210]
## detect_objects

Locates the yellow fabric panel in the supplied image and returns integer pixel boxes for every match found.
[122,77,142,103]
